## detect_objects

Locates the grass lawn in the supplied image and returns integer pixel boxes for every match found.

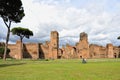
[0,58,120,80]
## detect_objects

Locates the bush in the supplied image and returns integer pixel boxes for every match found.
[45,59,49,61]
[0,47,10,58]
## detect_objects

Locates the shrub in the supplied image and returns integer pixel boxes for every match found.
[0,47,10,58]
[45,59,49,61]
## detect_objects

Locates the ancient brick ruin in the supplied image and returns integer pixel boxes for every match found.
[0,31,120,59]
[5,31,59,60]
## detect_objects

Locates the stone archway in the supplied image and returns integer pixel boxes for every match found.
[114,53,117,58]
[118,52,120,58]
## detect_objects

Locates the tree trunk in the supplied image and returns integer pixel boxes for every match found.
[3,28,10,60]
[20,37,23,59]
[2,18,11,61]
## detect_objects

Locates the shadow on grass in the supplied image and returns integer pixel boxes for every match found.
[0,63,26,68]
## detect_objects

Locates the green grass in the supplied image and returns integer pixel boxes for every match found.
[0,59,120,80]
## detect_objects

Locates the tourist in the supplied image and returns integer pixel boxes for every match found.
[82,58,87,63]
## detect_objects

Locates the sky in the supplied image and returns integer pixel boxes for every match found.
[0,0,120,47]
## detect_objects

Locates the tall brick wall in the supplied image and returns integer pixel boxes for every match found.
[8,41,22,59]
[7,31,59,60]
[99,46,106,58]
[113,46,120,58]
[23,43,39,60]
[8,41,39,60]
[89,44,106,58]
[61,44,78,59]
[49,31,59,59]
[76,32,89,58]
[3,31,120,59]
[106,44,114,58]
[39,42,50,59]
[89,44,100,58]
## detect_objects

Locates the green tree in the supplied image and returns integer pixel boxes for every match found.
[0,47,10,58]
[118,36,120,39]
[0,0,25,60]
[11,27,33,59]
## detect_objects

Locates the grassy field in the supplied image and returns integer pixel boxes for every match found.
[0,59,120,80]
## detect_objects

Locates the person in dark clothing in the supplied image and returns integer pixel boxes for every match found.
[82,58,87,63]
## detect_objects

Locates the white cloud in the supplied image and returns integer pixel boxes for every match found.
[0,0,120,47]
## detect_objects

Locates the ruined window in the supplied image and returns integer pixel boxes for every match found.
[118,53,120,58]
[73,47,76,51]
[114,53,117,58]
[53,44,57,49]
[93,53,96,56]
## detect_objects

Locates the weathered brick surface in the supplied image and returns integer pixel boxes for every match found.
[7,31,59,59]
[113,46,120,58]
[76,32,89,58]
[106,44,114,58]
[1,31,119,59]
[49,31,59,59]
[89,44,106,58]
[23,43,39,60]
[8,41,22,59]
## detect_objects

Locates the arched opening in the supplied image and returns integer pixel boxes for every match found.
[93,52,96,56]
[73,47,76,51]
[80,56,82,59]
[118,52,120,58]
[114,53,117,58]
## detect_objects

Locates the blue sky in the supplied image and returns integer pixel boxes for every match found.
[0,0,120,47]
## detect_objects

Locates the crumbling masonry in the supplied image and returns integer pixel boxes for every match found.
[0,31,120,59]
